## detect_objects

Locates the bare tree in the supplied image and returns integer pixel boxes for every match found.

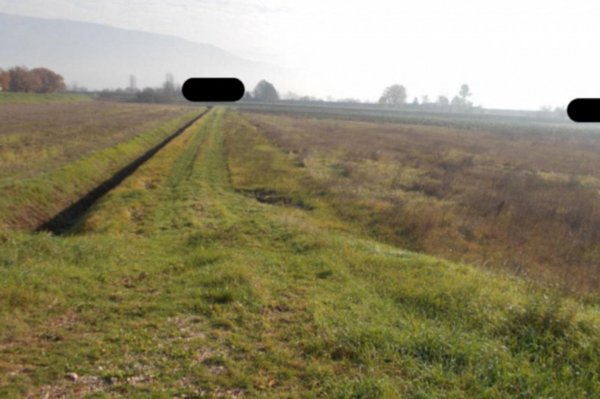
[437,95,450,106]
[450,84,473,109]
[128,74,138,93]
[163,73,176,95]
[378,84,407,106]
[459,84,472,103]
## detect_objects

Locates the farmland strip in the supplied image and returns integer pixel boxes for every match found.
[37,108,212,234]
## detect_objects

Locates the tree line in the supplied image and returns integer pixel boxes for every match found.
[0,66,475,110]
[96,73,183,103]
[0,66,66,93]
[378,83,475,110]
[242,80,280,102]
[97,76,283,104]
[1,68,556,115]
[242,80,480,112]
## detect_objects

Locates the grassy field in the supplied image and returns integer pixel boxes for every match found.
[1,107,600,397]
[242,111,600,293]
[0,101,202,230]
[0,101,196,179]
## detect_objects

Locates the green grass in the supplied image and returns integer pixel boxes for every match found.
[0,108,203,230]
[1,108,599,397]
[0,101,198,180]
[0,92,92,104]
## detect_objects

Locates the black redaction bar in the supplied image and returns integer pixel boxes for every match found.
[567,99,600,122]
[182,78,245,102]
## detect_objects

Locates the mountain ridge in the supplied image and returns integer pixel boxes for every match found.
[0,12,285,90]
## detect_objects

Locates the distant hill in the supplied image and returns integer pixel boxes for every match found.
[0,12,286,90]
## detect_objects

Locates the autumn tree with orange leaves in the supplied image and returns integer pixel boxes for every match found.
[1,66,65,93]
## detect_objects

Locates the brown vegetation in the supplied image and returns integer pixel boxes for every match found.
[1,66,65,93]
[0,68,8,91]
[243,112,600,293]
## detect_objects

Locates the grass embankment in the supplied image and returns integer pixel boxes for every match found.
[0,92,92,104]
[0,108,203,230]
[1,108,600,397]
[243,112,600,293]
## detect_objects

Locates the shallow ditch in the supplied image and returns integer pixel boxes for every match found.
[37,108,211,235]
[238,188,314,210]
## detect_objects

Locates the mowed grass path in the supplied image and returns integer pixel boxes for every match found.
[1,108,600,397]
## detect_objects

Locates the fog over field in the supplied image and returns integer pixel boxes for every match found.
[2,0,599,109]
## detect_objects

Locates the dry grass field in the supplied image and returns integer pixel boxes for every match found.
[243,111,600,293]
[0,101,194,179]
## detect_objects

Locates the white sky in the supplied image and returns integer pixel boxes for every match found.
[2,0,599,109]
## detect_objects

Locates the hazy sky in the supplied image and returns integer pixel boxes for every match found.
[2,0,599,109]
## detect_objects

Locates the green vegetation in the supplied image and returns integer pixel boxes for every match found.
[0,101,195,179]
[1,108,599,397]
[0,102,202,230]
[0,92,91,104]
